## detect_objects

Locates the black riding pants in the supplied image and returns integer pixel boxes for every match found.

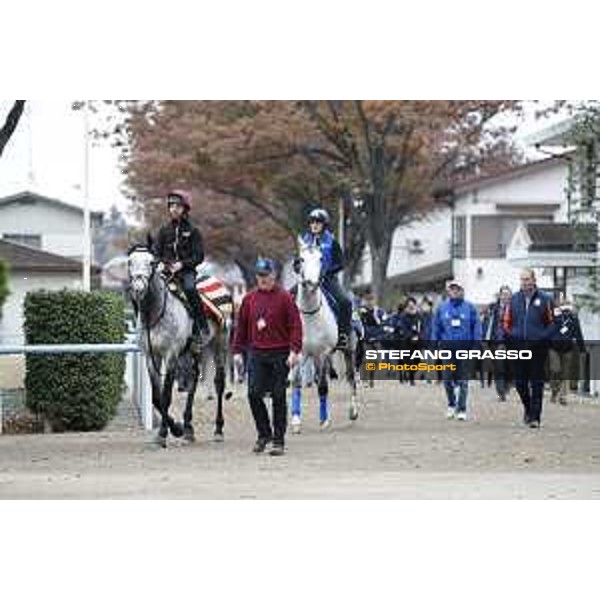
[178,270,208,329]
[247,350,289,445]
[322,275,352,335]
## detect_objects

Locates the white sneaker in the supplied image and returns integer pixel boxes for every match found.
[291,414,302,434]
[446,407,456,419]
[456,411,467,421]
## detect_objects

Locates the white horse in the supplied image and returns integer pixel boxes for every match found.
[290,238,359,433]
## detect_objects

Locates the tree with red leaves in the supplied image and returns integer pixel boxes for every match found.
[117,100,524,297]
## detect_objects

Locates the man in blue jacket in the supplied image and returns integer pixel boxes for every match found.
[502,268,554,428]
[432,280,481,420]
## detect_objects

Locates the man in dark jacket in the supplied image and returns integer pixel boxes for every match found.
[359,290,388,342]
[482,285,513,401]
[503,268,554,428]
[154,190,209,342]
[232,258,303,456]
[548,295,586,405]
[392,297,422,385]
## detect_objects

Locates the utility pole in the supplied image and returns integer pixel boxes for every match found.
[82,103,91,292]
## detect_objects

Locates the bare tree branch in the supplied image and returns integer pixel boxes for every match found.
[0,100,26,158]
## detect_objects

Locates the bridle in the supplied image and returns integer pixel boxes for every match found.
[129,250,172,374]
[297,249,324,316]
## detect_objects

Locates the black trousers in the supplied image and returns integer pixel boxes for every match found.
[514,343,548,423]
[247,350,290,445]
[178,270,208,330]
[322,275,352,335]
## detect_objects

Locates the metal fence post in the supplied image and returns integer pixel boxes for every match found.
[133,351,153,431]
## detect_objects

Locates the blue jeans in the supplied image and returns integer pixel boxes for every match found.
[443,359,470,412]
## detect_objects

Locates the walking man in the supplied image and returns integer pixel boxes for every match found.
[232,258,303,456]
[432,280,481,420]
[548,295,585,406]
[502,268,554,428]
[483,285,513,401]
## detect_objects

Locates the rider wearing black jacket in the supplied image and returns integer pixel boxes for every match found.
[154,190,210,340]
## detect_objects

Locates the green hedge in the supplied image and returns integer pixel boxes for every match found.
[23,290,127,432]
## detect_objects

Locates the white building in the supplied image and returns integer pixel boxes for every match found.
[451,156,569,304]
[354,155,571,306]
[0,189,103,337]
[0,190,103,261]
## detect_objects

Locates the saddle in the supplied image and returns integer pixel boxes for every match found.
[167,274,233,328]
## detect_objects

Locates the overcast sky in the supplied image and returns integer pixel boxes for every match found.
[0,100,569,220]
[0,100,128,216]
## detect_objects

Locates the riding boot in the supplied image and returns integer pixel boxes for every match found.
[184,288,210,340]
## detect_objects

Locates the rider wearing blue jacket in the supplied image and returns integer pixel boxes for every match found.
[299,208,352,347]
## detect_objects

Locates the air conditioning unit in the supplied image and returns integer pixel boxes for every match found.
[407,239,424,254]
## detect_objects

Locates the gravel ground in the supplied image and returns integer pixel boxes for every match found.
[1,380,600,499]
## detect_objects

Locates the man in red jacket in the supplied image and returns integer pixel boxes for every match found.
[232,258,303,456]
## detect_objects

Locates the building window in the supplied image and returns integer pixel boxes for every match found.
[452,216,466,259]
[2,234,42,249]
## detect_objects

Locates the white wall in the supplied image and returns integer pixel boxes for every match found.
[353,208,451,286]
[0,200,88,259]
[450,161,569,305]
[453,259,554,306]
[454,161,570,219]
[0,271,82,344]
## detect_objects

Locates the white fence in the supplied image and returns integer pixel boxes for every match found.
[0,337,152,434]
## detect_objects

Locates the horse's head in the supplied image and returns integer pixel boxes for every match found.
[127,245,158,303]
[296,237,323,291]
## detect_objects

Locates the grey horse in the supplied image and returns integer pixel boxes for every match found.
[128,242,230,447]
[290,238,359,433]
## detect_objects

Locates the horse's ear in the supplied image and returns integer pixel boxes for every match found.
[146,233,155,251]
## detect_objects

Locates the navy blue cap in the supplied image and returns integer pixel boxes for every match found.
[255,258,275,275]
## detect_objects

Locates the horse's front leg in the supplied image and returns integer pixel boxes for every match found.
[161,367,184,444]
[183,357,200,442]
[213,362,226,442]
[316,356,331,430]
[344,347,359,421]
[146,356,168,447]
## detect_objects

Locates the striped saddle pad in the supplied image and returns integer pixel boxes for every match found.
[195,274,233,326]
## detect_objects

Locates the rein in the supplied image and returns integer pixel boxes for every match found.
[299,277,323,316]
[139,269,170,375]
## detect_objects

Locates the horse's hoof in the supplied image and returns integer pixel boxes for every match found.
[320,419,331,431]
[183,426,195,443]
[170,421,184,438]
[349,406,359,421]
[154,433,168,448]
[213,432,225,443]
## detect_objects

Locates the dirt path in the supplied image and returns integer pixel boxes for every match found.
[1,381,600,498]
